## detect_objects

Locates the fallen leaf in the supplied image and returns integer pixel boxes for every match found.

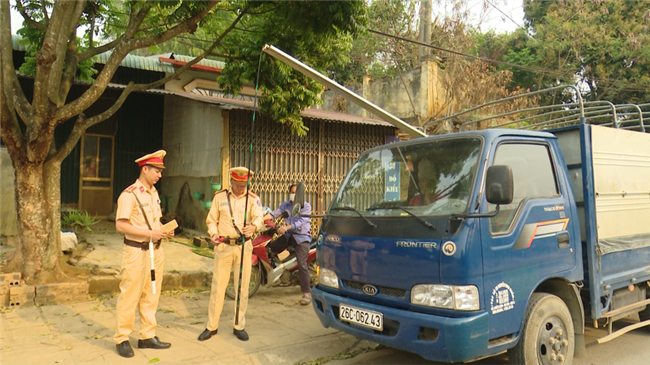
[148,358,160,363]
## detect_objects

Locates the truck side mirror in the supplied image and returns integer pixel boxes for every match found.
[292,182,305,216]
[485,165,514,205]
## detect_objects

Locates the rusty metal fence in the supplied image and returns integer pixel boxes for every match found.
[229,110,394,236]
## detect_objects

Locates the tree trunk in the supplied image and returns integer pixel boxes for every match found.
[43,159,66,282]
[12,162,50,283]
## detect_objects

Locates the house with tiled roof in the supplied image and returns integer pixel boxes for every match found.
[4,36,397,234]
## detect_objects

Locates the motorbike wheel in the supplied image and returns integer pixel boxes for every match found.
[225,263,262,300]
[308,261,319,287]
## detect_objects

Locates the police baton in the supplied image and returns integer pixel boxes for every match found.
[149,232,156,294]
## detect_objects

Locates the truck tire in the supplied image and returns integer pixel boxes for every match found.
[225,263,262,300]
[508,293,574,365]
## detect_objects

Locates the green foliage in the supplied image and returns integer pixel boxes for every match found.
[9,0,365,137]
[61,210,99,235]
[328,0,418,85]
[212,0,365,135]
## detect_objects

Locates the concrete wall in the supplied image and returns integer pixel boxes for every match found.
[161,95,225,232]
[1,147,18,238]
[320,60,453,128]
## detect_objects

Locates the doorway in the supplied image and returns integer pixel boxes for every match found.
[79,133,114,217]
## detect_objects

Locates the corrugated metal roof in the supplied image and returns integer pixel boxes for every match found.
[12,35,394,128]
[159,90,394,127]
[12,35,224,73]
[157,53,225,70]
[94,51,176,73]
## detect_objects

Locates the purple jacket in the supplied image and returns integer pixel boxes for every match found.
[271,200,311,243]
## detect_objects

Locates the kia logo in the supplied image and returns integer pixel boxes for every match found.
[362,285,378,296]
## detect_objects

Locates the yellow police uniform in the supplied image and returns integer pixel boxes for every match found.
[204,167,263,333]
[113,151,166,345]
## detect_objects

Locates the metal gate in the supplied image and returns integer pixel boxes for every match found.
[229,110,394,236]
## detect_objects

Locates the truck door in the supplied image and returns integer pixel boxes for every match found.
[481,139,576,338]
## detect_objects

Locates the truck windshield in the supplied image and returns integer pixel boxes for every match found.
[330,137,482,217]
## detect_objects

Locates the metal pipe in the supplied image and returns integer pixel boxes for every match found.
[262,44,426,138]
[425,85,584,131]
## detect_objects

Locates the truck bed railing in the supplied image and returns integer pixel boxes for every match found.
[423,85,647,134]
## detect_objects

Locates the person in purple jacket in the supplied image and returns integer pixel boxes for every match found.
[263,183,312,305]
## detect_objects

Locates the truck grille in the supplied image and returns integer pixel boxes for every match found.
[342,280,406,298]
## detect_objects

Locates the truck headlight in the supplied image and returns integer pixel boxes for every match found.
[411,284,479,311]
[319,267,339,289]
[454,285,480,311]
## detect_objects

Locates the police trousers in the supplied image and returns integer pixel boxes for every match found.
[206,240,252,331]
[113,244,165,344]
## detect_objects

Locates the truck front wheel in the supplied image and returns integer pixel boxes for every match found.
[508,293,575,365]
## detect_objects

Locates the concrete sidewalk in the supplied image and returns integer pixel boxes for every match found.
[1,285,377,365]
[1,222,378,364]
[77,222,216,294]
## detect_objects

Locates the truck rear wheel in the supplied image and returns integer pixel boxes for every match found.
[508,293,574,365]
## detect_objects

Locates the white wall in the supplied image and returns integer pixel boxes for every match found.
[162,95,224,178]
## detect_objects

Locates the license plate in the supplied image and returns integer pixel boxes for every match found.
[339,304,383,331]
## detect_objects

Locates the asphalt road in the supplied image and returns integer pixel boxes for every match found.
[329,314,650,365]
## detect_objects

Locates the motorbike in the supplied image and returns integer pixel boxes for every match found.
[225,212,318,299]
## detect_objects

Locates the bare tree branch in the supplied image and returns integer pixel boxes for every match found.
[1,73,25,160]
[31,0,70,126]
[78,2,152,62]
[40,0,48,23]
[0,0,32,126]
[49,4,249,163]
[55,0,220,122]
[15,0,46,31]
[58,32,79,104]
[47,0,85,107]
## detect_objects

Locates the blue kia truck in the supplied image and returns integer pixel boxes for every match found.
[310,98,650,364]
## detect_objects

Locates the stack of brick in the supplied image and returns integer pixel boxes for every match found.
[1,272,35,308]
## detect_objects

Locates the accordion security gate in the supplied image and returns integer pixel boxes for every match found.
[228,110,394,236]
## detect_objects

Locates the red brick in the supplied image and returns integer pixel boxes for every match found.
[1,272,21,287]
[8,285,36,307]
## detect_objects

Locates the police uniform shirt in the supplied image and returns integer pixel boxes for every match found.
[116,179,162,242]
[207,188,263,239]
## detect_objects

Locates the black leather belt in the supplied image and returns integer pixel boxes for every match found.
[221,237,251,246]
[124,238,161,250]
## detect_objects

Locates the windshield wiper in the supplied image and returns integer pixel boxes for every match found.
[368,205,435,230]
[330,206,377,229]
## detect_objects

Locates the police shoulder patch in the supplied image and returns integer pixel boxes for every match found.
[124,185,137,193]
[214,188,227,196]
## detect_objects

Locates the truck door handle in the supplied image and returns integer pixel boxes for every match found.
[557,232,570,249]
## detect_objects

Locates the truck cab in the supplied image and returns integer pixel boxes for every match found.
[310,99,650,364]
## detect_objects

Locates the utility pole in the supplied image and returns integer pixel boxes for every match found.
[419,0,432,63]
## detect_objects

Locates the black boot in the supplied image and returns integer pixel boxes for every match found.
[198,328,218,341]
[137,336,171,349]
[233,328,249,341]
[116,341,134,358]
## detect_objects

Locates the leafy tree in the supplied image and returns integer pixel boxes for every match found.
[485,0,650,103]
[330,0,419,86]
[527,0,650,103]
[0,0,364,284]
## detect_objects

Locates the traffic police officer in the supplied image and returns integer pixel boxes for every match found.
[113,150,173,358]
[198,166,263,342]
